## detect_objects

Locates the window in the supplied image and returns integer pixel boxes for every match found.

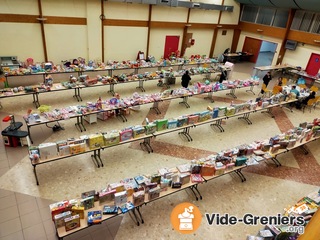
[310,14,320,34]
[256,8,275,25]
[240,5,288,28]
[241,5,258,23]
[291,10,319,33]
[273,9,289,28]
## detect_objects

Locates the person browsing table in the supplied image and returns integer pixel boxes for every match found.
[181,70,191,88]
[263,71,272,87]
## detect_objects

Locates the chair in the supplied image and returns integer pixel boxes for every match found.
[272,85,282,95]
[313,96,320,110]
[310,85,319,93]
[281,77,288,86]
[302,98,317,113]
[260,83,271,97]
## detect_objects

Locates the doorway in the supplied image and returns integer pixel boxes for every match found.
[164,36,180,59]
[242,37,277,67]
[255,41,277,67]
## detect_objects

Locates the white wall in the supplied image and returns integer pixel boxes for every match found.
[282,44,320,68]
[220,0,241,25]
[184,29,213,57]
[149,28,184,59]
[105,2,149,20]
[214,29,234,58]
[151,5,188,22]
[105,26,148,61]
[0,0,240,63]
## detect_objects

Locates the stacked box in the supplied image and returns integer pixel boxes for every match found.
[148,186,161,200]
[156,119,168,131]
[49,201,70,221]
[235,156,247,166]
[200,164,215,176]
[167,119,178,129]
[121,178,139,197]
[87,210,102,225]
[38,142,58,160]
[103,130,120,146]
[225,107,235,117]
[132,191,145,206]
[199,110,211,122]
[215,165,226,175]
[145,123,157,135]
[71,206,85,219]
[150,174,161,184]
[120,128,133,142]
[212,108,219,118]
[132,125,145,138]
[226,162,235,171]
[54,211,72,228]
[99,189,116,204]
[114,191,127,207]
[179,173,191,185]
[80,196,94,210]
[58,145,70,156]
[191,174,204,183]
[64,214,80,232]
[88,133,105,149]
[188,115,199,125]
[108,182,125,193]
[160,179,171,190]
[69,142,86,154]
[97,112,109,121]
[177,116,188,127]
[218,107,227,116]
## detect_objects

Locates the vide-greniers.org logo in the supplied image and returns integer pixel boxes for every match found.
[171,203,305,235]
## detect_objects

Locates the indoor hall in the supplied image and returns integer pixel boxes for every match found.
[0,61,319,240]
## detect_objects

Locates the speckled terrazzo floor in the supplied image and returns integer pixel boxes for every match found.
[0,62,319,240]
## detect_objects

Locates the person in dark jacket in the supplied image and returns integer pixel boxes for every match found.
[302,91,316,105]
[181,70,191,88]
[263,71,272,87]
[219,68,228,83]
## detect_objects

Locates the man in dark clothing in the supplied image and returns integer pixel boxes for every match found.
[263,71,272,87]
[181,70,191,88]
[219,69,228,83]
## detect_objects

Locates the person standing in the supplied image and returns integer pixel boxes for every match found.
[181,70,191,88]
[263,71,272,87]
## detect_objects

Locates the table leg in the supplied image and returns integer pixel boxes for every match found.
[91,149,101,168]
[189,184,202,201]
[75,116,86,132]
[32,92,40,108]
[238,112,252,125]
[108,83,115,96]
[246,84,255,95]
[204,92,214,102]
[136,79,145,92]
[139,137,153,153]
[33,165,39,185]
[27,125,33,143]
[73,88,82,101]
[179,96,190,108]
[178,127,193,141]
[150,101,161,114]
[234,169,246,182]
[226,88,237,99]
[210,119,225,132]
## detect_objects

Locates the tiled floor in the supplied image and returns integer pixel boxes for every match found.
[0,61,319,240]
